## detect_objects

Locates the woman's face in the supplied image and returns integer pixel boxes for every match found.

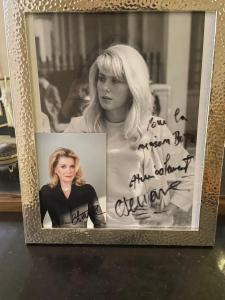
[97,69,131,121]
[54,156,76,185]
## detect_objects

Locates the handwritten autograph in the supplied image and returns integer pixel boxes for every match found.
[144,109,188,147]
[155,153,194,175]
[129,153,193,189]
[138,130,185,150]
[138,137,171,150]
[115,180,183,217]
[72,205,105,225]
[174,108,188,123]
[147,117,167,131]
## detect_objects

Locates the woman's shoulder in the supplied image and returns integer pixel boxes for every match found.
[40,184,54,195]
[75,183,95,192]
[64,116,87,132]
[75,184,97,199]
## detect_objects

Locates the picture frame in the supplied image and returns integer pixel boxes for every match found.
[3,0,225,245]
[219,147,225,214]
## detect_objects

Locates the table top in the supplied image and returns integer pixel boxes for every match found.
[0,212,225,300]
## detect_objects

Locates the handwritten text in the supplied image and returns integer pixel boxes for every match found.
[115,180,182,217]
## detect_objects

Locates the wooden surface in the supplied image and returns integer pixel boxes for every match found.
[0,212,225,300]
[0,195,21,212]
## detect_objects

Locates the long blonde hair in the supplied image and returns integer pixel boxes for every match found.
[48,148,85,187]
[84,44,153,143]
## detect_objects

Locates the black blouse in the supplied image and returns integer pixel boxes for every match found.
[39,183,106,228]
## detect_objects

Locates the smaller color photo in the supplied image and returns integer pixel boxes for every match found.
[36,133,106,229]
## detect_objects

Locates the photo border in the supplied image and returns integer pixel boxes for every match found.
[3,0,225,245]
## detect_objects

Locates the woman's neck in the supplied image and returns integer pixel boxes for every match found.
[104,106,129,123]
[60,182,72,190]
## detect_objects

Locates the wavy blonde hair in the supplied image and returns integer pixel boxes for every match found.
[84,44,153,143]
[49,148,85,187]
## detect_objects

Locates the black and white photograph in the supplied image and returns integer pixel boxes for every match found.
[36,133,106,229]
[3,0,225,246]
[29,11,214,231]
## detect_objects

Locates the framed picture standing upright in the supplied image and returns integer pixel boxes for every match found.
[3,0,225,245]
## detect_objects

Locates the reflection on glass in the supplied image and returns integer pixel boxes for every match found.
[0,77,20,196]
[217,252,225,276]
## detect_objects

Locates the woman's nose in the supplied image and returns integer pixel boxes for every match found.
[102,80,111,92]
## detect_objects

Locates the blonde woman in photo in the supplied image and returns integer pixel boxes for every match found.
[39,147,106,228]
[65,44,194,228]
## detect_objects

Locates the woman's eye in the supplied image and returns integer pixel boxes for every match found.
[98,75,105,82]
[112,77,123,84]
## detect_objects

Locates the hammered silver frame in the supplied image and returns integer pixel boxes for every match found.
[3,0,225,245]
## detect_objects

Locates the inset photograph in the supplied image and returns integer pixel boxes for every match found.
[36,133,106,229]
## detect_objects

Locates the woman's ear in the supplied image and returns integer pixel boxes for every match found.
[54,171,58,178]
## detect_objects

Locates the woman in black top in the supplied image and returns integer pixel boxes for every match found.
[39,147,106,228]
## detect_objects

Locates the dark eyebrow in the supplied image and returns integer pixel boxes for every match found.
[59,163,75,167]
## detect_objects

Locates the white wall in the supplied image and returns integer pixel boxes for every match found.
[0,0,9,76]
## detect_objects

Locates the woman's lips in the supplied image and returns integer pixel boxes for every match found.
[102,96,112,100]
